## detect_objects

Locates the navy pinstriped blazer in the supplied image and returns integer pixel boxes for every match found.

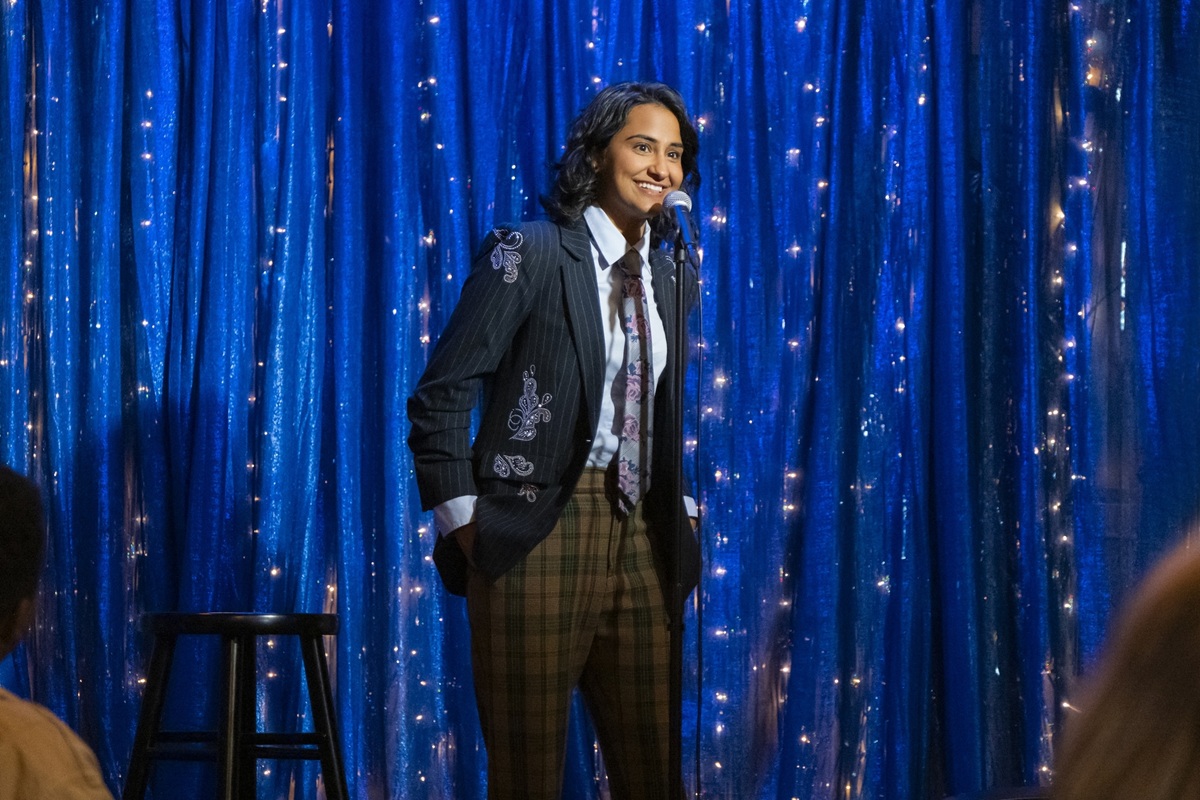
[407,216,700,599]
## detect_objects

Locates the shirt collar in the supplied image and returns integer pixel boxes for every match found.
[583,206,650,269]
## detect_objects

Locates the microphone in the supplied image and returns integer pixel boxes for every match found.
[663,190,699,264]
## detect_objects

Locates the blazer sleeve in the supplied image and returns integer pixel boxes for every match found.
[407,225,548,510]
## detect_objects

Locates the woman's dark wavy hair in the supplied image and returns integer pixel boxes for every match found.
[542,82,701,246]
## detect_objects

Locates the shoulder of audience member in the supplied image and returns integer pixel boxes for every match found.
[0,688,114,800]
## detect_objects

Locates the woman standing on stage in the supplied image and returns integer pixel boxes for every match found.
[408,81,701,799]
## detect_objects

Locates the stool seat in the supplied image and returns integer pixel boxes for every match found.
[123,612,349,800]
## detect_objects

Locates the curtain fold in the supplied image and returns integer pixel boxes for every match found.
[0,1,1196,798]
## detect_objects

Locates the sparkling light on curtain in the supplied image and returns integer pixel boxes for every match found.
[1,0,1197,798]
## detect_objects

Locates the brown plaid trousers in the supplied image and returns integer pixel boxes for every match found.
[466,468,674,799]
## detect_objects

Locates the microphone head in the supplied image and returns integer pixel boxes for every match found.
[663,190,692,212]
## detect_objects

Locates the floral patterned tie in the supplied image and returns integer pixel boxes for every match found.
[616,249,653,515]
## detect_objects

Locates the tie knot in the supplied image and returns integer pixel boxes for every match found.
[619,250,643,277]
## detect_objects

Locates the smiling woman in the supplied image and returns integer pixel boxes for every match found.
[407,81,703,799]
[593,103,685,242]
[541,82,701,249]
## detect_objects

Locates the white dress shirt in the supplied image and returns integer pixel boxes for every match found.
[580,205,668,468]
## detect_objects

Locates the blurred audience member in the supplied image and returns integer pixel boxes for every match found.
[0,465,113,800]
[1054,538,1200,800]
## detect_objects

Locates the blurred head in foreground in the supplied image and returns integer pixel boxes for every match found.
[1054,538,1200,800]
[0,465,44,661]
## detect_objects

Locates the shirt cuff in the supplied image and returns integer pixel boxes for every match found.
[684,495,698,519]
[434,495,477,537]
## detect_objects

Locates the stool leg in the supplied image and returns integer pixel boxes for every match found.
[237,634,257,798]
[300,634,350,800]
[219,635,246,800]
[123,633,177,800]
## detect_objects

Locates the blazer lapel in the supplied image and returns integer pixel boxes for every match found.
[559,219,605,431]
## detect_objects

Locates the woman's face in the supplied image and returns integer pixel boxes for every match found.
[593,103,684,240]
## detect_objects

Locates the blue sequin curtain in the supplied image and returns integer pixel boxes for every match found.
[1,0,1197,798]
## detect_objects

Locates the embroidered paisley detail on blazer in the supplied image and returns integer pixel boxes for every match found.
[493,453,534,478]
[507,366,552,441]
[489,229,523,283]
[518,484,538,502]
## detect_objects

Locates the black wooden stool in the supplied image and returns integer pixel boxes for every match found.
[123,613,350,800]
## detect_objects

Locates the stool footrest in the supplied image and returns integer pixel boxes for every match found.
[145,742,223,763]
[156,731,219,744]
[247,741,327,760]
[145,731,328,763]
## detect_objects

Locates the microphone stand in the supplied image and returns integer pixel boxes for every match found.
[668,226,697,800]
